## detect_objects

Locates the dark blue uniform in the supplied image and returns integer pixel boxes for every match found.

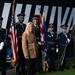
[34,24,42,72]
[0,28,7,75]
[32,15,42,72]
[48,31,57,71]
[16,22,26,75]
[34,25,40,43]
[58,32,71,69]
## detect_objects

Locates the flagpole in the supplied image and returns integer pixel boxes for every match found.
[12,0,15,14]
[11,0,15,25]
[10,0,19,67]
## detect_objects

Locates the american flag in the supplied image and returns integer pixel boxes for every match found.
[42,15,49,71]
[10,0,18,67]
[38,14,46,71]
[38,14,45,45]
[38,14,49,71]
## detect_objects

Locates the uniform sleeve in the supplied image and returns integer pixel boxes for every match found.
[71,26,75,42]
[2,29,7,42]
[22,32,29,58]
[35,36,38,55]
[4,29,8,46]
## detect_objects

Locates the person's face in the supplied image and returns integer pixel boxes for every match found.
[18,17,24,23]
[49,27,54,32]
[62,28,67,33]
[32,19,38,25]
[29,24,33,32]
[0,22,2,28]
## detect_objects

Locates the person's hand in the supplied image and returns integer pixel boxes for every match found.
[56,48,59,53]
[0,42,4,50]
[67,38,70,43]
[38,42,41,45]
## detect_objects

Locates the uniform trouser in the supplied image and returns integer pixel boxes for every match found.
[26,58,36,75]
[59,45,67,68]
[16,40,25,75]
[16,53,25,75]
[35,46,42,72]
[0,47,6,75]
[73,43,75,64]
[48,50,56,71]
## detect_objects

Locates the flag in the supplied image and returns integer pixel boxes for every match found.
[38,14,45,45]
[38,13,49,71]
[42,15,49,71]
[10,0,18,67]
[38,14,45,71]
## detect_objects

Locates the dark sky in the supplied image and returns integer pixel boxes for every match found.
[0,0,75,7]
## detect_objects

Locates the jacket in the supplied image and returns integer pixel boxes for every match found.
[22,32,38,59]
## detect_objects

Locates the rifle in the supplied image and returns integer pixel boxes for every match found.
[57,25,71,70]
[58,33,70,69]
[57,41,69,70]
[60,44,68,66]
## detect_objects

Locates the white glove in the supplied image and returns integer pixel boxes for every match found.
[38,42,41,45]
[67,38,70,43]
[56,48,59,53]
[0,42,4,50]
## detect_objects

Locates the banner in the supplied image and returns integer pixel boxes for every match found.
[0,0,75,33]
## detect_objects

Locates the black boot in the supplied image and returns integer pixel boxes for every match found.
[59,66,64,71]
[72,65,75,68]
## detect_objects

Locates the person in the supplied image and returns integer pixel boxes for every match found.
[58,24,71,71]
[0,17,7,75]
[15,13,26,75]
[47,24,57,72]
[22,22,38,75]
[32,15,42,72]
[32,15,40,42]
[71,25,75,68]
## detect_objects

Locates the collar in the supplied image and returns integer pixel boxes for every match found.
[63,32,67,35]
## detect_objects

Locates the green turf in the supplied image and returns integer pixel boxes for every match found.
[35,59,75,75]
[36,60,75,75]
[36,68,75,75]
[13,67,75,75]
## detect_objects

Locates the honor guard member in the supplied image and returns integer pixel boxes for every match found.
[32,15,42,72]
[16,13,26,75]
[48,24,57,72]
[0,17,7,75]
[58,24,70,71]
[71,25,75,68]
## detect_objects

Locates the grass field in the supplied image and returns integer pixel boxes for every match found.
[0,65,75,75]
[0,58,75,75]
[35,59,75,75]
[36,68,75,75]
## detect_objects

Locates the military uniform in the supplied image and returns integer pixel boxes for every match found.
[32,15,42,72]
[58,25,71,70]
[71,25,75,68]
[48,24,57,72]
[0,17,7,75]
[16,13,26,75]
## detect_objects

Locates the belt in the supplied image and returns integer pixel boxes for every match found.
[36,37,39,40]
[18,36,22,38]
[51,47,55,50]
[60,43,67,46]
[48,42,55,44]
